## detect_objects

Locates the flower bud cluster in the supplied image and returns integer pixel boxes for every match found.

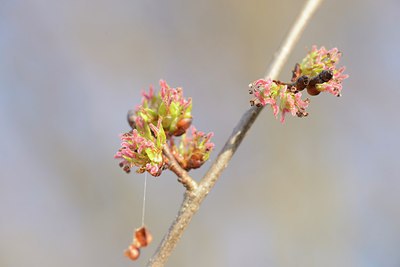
[115,80,214,176]
[249,79,310,123]
[297,46,348,97]
[115,118,166,176]
[134,80,193,137]
[249,46,348,122]
[170,127,215,171]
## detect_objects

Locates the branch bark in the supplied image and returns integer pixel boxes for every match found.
[147,0,323,265]
[163,145,198,192]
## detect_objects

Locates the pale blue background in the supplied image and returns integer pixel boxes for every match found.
[1,0,400,266]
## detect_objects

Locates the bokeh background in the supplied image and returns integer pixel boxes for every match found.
[1,0,400,266]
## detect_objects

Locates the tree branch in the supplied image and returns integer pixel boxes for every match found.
[163,145,198,192]
[147,0,323,265]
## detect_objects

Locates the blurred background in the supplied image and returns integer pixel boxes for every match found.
[1,0,400,266]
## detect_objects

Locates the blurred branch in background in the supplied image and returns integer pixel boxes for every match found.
[147,0,323,266]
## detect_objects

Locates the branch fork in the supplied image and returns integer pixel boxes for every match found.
[163,145,198,192]
[147,1,324,266]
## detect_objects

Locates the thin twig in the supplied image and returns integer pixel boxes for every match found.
[266,0,323,80]
[163,145,198,192]
[147,0,323,265]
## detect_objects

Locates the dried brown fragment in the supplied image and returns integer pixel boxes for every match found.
[134,226,153,248]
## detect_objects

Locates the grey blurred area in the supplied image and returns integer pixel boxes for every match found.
[1,0,400,266]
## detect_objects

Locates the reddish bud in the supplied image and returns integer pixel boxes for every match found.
[306,86,321,96]
[319,70,333,82]
[127,109,136,129]
[186,150,204,170]
[173,118,192,136]
[295,75,309,91]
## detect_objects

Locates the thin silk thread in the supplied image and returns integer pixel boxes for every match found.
[141,172,148,226]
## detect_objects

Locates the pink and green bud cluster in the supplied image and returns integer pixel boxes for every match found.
[135,80,192,137]
[115,118,166,176]
[249,46,348,123]
[298,46,349,96]
[250,79,309,123]
[115,80,214,176]
[170,127,215,170]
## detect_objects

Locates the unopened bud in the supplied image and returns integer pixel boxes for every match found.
[319,70,333,82]
[306,86,321,96]
[127,109,136,129]
[295,75,310,91]
[173,118,192,136]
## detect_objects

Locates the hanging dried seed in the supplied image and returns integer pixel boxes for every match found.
[134,226,153,248]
